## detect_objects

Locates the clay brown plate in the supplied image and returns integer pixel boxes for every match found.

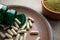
[0,5,53,40]
[8,5,53,40]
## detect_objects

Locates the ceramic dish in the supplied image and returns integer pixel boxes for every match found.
[0,5,53,40]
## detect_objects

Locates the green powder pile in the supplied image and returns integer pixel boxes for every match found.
[44,0,60,12]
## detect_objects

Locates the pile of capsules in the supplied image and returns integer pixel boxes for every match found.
[0,16,40,40]
[0,4,40,40]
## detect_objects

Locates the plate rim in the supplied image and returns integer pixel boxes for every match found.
[8,5,53,40]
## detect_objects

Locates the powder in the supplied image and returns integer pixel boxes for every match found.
[44,0,60,12]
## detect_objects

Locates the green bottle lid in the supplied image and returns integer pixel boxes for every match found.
[16,13,26,27]
[3,9,17,26]
[0,4,8,24]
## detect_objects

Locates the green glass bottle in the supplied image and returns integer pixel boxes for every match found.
[0,4,8,24]
[3,9,17,26]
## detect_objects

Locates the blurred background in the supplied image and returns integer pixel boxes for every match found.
[0,0,60,40]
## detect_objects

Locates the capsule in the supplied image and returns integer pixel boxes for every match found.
[30,31,39,35]
[7,29,13,36]
[29,20,33,28]
[15,34,20,40]
[26,21,30,30]
[5,33,12,38]
[20,36,23,40]
[36,37,40,40]
[4,39,13,40]
[14,22,19,28]
[11,29,17,35]
[0,24,5,28]
[15,18,21,25]
[11,26,18,31]
[23,33,27,40]
[0,32,5,38]
[21,23,26,29]
[28,17,34,22]
[18,29,26,34]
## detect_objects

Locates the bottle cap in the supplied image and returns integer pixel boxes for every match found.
[16,13,26,27]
